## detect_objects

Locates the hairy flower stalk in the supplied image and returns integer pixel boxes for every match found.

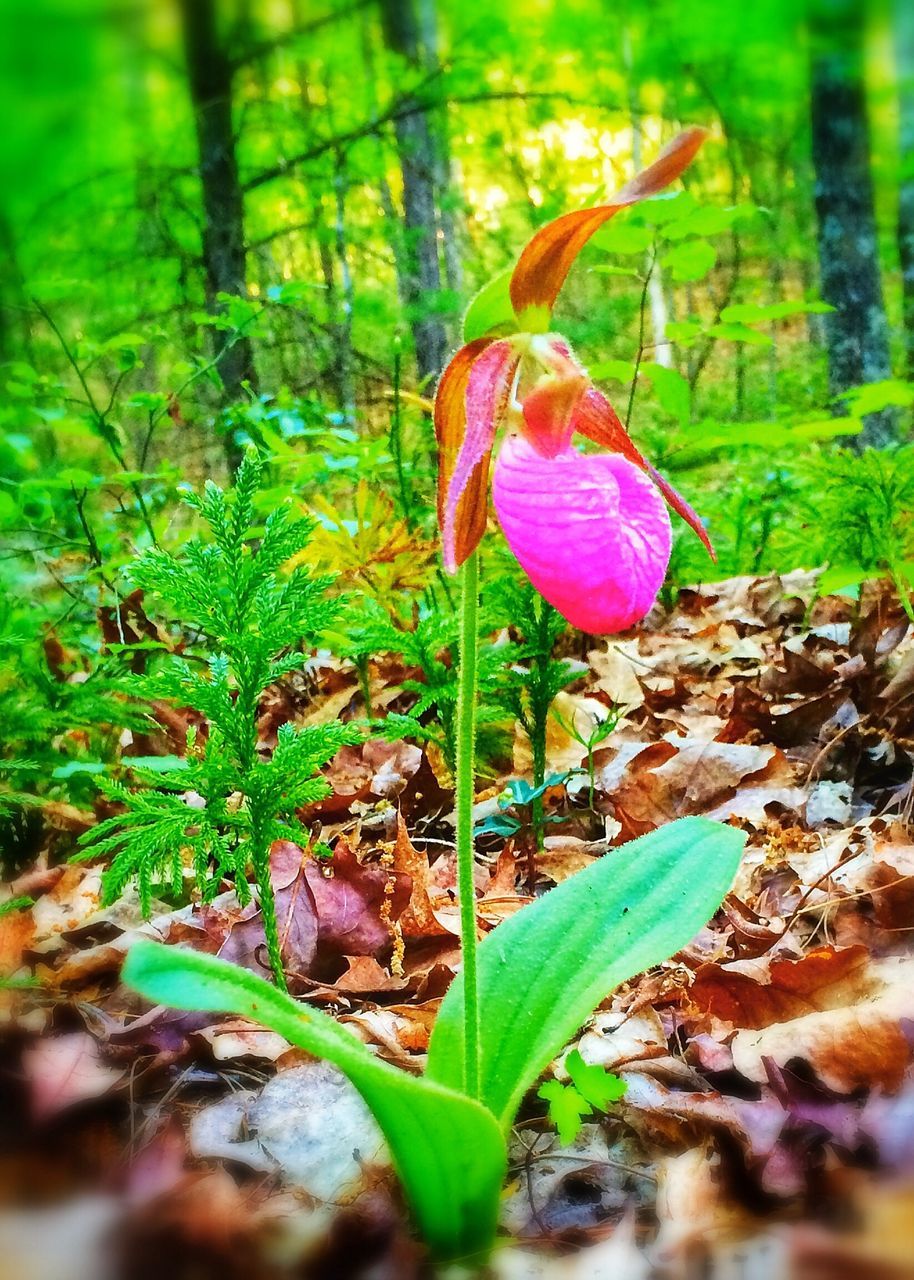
[437,130,715,1082]
[455,551,481,1096]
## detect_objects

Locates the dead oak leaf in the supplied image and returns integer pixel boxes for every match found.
[305,836,411,965]
[195,1020,290,1063]
[611,738,797,836]
[23,1031,125,1121]
[332,955,410,995]
[688,944,872,1032]
[219,838,411,983]
[730,959,914,1093]
[391,813,451,939]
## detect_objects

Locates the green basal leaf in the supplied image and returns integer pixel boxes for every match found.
[426,817,745,1128]
[462,268,518,342]
[122,941,506,1264]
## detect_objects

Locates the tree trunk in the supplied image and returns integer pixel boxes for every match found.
[896,0,914,378]
[331,148,357,421]
[417,0,463,338]
[625,36,673,371]
[379,0,448,391]
[179,0,257,470]
[809,0,894,447]
[0,212,30,365]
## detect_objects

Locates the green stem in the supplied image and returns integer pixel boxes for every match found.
[455,550,480,1098]
[355,652,373,716]
[530,599,552,855]
[390,341,414,528]
[253,837,287,992]
[531,731,546,852]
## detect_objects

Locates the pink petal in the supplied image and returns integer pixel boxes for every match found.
[442,339,519,573]
[492,435,671,634]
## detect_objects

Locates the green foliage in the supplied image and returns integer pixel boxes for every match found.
[349,593,514,776]
[475,773,568,840]
[553,703,622,810]
[809,445,914,616]
[496,579,577,847]
[0,895,35,918]
[123,816,745,1262]
[0,591,145,838]
[425,818,746,1128]
[77,452,360,984]
[538,1049,628,1145]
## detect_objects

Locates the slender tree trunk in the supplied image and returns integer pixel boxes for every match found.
[809,0,894,447]
[625,37,673,370]
[0,211,30,364]
[179,0,257,469]
[418,0,462,341]
[360,23,410,310]
[331,148,357,421]
[379,0,448,390]
[291,0,357,418]
[896,0,914,378]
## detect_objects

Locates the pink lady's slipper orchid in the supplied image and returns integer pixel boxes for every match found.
[435,128,714,635]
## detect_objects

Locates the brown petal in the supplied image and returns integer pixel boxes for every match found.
[574,385,716,559]
[436,337,519,571]
[510,128,709,322]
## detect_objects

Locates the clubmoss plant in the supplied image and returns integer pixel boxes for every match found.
[77,451,360,986]
[811,444,914,619]
[347,589,515,777]
[497,577,577,852]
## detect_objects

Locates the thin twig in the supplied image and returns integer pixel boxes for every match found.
[625,246,657,430]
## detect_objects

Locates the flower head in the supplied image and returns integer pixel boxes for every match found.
[435,128,713,634]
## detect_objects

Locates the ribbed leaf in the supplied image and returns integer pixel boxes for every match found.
[122,942,506,1263]
[425,817,745,1128]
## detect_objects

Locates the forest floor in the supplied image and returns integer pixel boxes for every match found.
[3,569,914,1280]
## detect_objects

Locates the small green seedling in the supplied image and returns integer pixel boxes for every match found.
[553,703,623,812]
[476,773,568,891]
[538,1048,628,1145]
